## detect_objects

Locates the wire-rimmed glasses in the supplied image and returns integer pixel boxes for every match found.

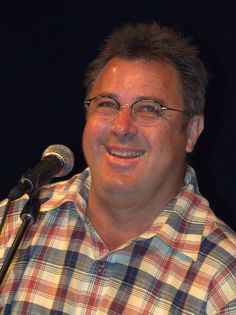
[84,95,185,127]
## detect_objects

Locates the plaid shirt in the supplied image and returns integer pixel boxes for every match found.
[0,166,236,314]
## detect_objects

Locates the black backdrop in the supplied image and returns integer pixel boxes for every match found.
[0,1,235,230]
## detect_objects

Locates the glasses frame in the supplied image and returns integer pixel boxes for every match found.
[84,95,186,126]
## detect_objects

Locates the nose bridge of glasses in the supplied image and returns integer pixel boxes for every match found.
[119,103,131,111]
[118,103,136,120]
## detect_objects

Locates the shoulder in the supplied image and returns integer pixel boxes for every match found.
[39,168,91,202]
[38,168,91,211]
[202,218,236,313]
[202,209,236,260]
[0,168,91,222]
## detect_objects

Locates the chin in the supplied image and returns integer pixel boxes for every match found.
[101,176,138,194]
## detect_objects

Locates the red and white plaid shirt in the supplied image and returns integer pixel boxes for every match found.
[0,166,236,314]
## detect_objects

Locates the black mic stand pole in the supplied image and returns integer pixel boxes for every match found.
[0,192,40,286]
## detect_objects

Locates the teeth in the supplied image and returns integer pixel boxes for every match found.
[109,148,143,158]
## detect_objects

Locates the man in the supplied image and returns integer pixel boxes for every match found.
[0,22,236,314]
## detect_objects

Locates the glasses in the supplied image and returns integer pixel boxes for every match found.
[84,95,185,127]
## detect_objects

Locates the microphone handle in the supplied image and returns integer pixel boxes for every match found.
[8,156,61,201]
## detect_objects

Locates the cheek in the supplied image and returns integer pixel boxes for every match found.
[82,119,107,156]
[82,121,95,154]
[145,122,187,157]
[143,123,172,148]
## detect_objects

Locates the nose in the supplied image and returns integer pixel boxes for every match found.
[110,106,139,137]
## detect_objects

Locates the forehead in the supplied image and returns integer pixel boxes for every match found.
[89,57,184,106]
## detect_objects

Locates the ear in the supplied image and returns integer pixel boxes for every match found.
[186,115,204,153]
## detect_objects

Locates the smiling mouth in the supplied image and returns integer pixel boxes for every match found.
[107,147,144,158]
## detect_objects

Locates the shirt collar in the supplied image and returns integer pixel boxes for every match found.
[38,166,209,261]
[39,168,91,219]
[138,166,210,261]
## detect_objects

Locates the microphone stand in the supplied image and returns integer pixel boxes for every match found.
[0,199,12,235]
[0,192,40,286]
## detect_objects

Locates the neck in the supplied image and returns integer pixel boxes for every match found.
[87,198,155,251]
[86,178,184,250]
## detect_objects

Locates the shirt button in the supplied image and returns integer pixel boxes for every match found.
[97,262,105,274]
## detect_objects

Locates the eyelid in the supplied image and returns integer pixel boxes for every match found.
[133,99,165,108]
[145,98,165,106]
[97,96,119,105]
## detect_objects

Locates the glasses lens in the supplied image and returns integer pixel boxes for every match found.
[89,97,119,120]
[134,100,163,126]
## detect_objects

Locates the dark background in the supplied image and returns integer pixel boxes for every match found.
[0,1,235,230]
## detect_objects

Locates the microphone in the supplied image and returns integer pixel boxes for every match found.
[7,144,74,201]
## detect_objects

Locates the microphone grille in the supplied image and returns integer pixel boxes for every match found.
[42,144,75,177]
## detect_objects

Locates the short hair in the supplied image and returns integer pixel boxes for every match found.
[84,22,208,122]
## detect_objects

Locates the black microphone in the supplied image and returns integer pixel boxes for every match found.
[7,144,74,201]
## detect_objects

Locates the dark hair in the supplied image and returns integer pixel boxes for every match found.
[84,22,208,122]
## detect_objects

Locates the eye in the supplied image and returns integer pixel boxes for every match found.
[135,101,163,117]
[140,105,158,112]
[96,98,119,110]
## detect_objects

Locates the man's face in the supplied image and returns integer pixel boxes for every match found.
[82,58,202,201]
